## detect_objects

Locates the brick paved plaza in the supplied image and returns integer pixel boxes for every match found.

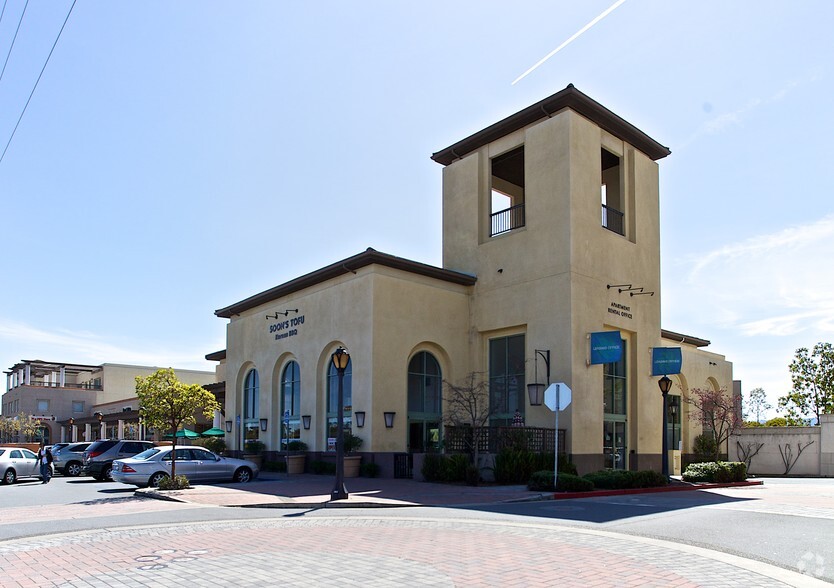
[0,515,825,587]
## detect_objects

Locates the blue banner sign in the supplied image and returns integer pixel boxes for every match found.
[652,347,682,376]
[590,331,623,365]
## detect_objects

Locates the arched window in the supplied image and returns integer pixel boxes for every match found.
[326,358,351,449]
[243,369,259,442]
[407,351,442,453]
[281,361,301,450]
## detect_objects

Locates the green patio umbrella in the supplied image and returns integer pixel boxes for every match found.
[164,428,200,439]
[200,427,227,437]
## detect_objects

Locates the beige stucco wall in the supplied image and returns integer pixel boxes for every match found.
[662,341,734,455]
[439,109,665,472]
[731,426,821,476]
[222,265,471,453]
[219,99,735,475]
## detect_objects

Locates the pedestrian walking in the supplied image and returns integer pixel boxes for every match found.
[36,442,53,484]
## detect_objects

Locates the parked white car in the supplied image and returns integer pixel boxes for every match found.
[0,447,49,484]
[111,445,259,487]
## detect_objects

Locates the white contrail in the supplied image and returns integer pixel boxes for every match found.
[512,0,628,85]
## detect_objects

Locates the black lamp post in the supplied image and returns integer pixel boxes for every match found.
[331,346,350,500]
[658,375,672,478]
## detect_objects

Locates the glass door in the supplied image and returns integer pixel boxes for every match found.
[603,421,627,469]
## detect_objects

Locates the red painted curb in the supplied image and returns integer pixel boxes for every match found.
[552,479,763,500]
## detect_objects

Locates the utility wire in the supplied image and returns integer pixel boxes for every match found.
[0,0,10,31]
[0,0,76,166]
[0,0,29,84]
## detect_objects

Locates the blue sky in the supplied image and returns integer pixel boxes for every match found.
[2,1,832,418]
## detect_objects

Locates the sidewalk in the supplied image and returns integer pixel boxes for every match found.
[137,471,764,508]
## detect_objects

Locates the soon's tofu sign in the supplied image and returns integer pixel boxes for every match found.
[268,315,305,341]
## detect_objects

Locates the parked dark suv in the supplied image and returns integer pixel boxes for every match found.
[82,440,155,481]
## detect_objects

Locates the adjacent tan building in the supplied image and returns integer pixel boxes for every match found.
[211,85,734,476]
[2,360,215,444]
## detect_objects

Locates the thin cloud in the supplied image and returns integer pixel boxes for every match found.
[687,214,834,281]
[0,319,215,370]
[512,0,628,85]
[673,215,834,337]
[679,77,807,149]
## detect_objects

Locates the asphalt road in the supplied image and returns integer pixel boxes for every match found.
[2,475,832,584]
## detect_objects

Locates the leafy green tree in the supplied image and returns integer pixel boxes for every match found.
[0,413,43,442]
[779,343,834,425]
[744,387,771,423]
[135,368,219,482]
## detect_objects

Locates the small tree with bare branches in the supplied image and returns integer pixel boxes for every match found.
[684,387,742,461]
[443,372,498,473]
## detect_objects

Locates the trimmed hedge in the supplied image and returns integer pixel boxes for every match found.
[493,450,577,484]
[682,461,747,483]
[527,470,594,492]
[309,460,337,475]
[421,453,470,483]
[583,469,668,489]
[360,462,381,478]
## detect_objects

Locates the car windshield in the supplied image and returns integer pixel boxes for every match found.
[132,448,164,460]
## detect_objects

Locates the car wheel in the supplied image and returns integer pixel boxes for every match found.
[65,462,82,477]
[2,468,16,484]
[233,467,252,483]
[103,465,113,481]
[149,472,169,487]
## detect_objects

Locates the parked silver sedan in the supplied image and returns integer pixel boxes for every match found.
[0,447,47,484]
[111,445,259,487]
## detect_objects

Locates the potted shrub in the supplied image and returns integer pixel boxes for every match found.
[285,440,308,474]
[244,439,265,468]
[343,432,363,478]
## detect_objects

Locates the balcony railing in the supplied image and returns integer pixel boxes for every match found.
[15,380,102,391]
[602,204,624,235]
[490,203,525,236]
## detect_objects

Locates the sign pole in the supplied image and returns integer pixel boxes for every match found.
[554,384,560,489]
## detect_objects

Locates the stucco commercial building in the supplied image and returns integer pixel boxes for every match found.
[213,85,733,476]
[2,360,215,444]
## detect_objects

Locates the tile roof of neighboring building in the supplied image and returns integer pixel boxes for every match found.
[661,329,711,348]
[431,84,671,166]
[215,248,477,319]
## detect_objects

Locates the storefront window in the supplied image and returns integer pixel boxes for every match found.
[326,358,351,450]
[488,334,525,426]
[281,361,301,449]
[243,369,259,441]
[603,339,627,469]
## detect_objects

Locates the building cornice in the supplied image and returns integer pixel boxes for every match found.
[431,84,671,166]
[215,248,477,319]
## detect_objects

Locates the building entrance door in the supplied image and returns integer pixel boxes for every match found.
[603,421,626,469]
[408,421,440,454]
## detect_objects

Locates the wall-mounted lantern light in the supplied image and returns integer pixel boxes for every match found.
[260,418,268,432]
[384,411,396,428]
[355,411,366,428]
[526,349,550,406]
[302,415,311,430]
[225,420,233,433]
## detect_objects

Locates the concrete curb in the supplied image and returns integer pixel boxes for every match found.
[552,479,764,500]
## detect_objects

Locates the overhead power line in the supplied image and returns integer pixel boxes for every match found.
[0,0,30,84]
[0,0,77,167]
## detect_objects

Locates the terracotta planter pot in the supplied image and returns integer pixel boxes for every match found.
[344,455,361,478]
[286,454,306,474]
[245,454,263,468]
